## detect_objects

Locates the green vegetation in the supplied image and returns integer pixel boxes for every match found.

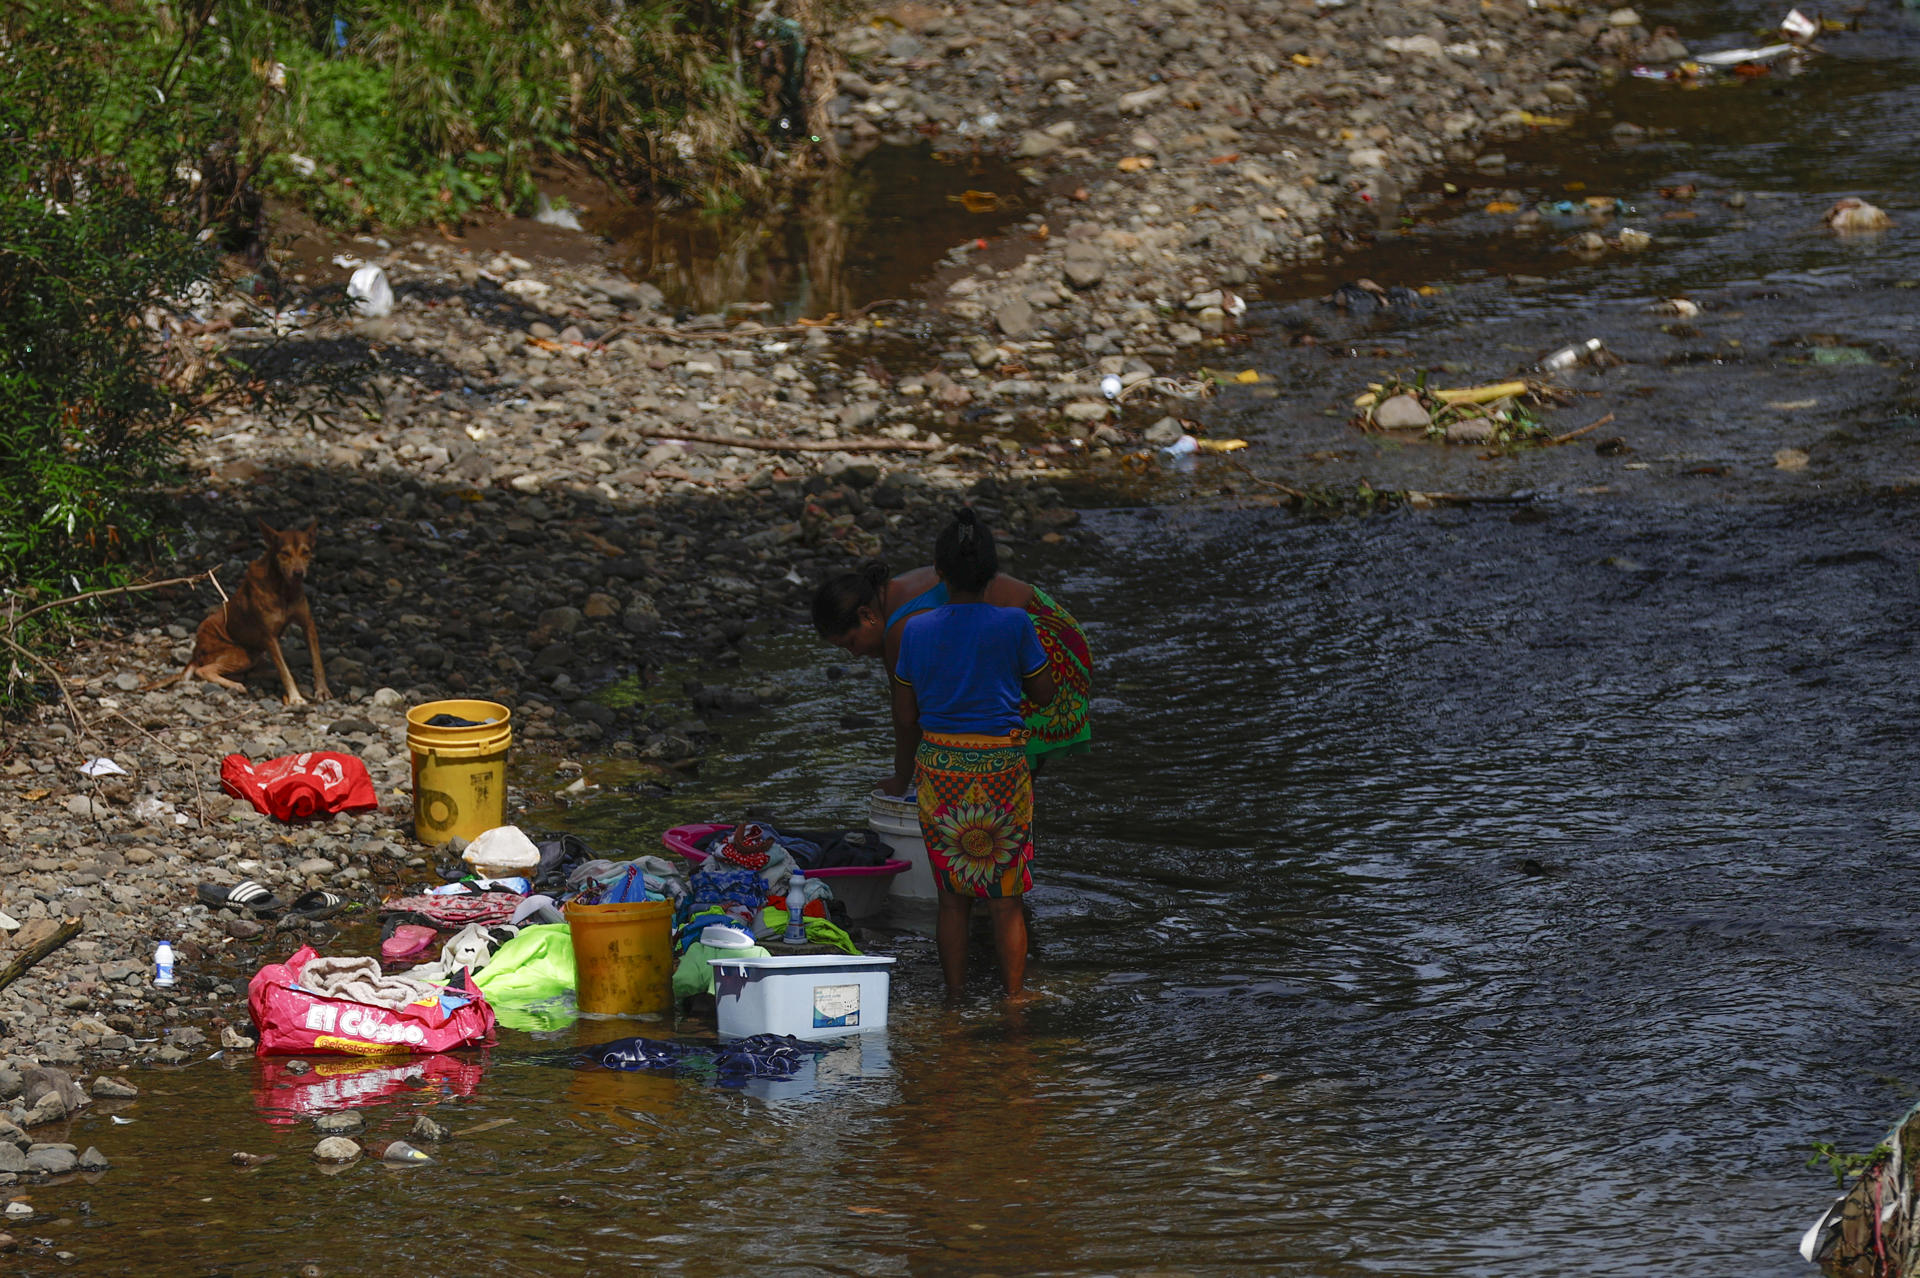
[0,0,833,707]
[245,0,831,228]
[1807,1140,1890,1188]
[0,1,252,603]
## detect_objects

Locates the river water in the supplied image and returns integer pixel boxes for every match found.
[18,1,1920,1274]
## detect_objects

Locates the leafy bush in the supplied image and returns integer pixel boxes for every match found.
[243,0,829,229]
[0,0,270,600]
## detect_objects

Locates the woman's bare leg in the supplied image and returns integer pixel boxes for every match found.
[987,896,1028,998]
[937,891,974,997]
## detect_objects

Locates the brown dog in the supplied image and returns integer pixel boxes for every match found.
[175,518,332,706]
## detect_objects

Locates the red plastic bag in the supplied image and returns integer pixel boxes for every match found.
[248,946,495,1056]
[253,1052,486,1125]
[222,751,378,822]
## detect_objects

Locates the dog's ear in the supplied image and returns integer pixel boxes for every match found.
[302,516,319,541]
[257,516,279,541]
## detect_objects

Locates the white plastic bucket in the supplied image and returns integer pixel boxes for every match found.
[868,788,936,901]
[709,954,895,1041]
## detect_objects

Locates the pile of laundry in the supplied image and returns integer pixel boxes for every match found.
[243,817,883,1049]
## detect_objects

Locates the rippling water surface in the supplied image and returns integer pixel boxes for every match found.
[38,497,1920,1277]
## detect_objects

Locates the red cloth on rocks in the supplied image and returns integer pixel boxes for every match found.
[221,752,378,822]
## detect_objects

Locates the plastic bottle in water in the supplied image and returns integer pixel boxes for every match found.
[1539,337,1604,372]
[153,941,175,987]
[784,872,807,944]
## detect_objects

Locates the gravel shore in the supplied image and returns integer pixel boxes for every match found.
[0,0,1638,1102]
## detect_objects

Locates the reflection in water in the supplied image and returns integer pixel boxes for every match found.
[254,1052,487,1125]
[596,143,1023,321]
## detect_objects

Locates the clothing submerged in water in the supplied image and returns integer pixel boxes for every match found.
[583,1034,828,1081]
[888,583,1094,763]
[425,713,496,728]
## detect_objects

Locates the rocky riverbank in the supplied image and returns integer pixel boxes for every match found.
[0,238,1087,1102]
[0,0,1644,1089]
[821,0,1632,343]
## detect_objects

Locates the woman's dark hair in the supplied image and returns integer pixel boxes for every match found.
[933,508,998,592]
[811,558,889,637]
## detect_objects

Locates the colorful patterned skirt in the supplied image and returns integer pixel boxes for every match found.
[1021,587,1094,764]
[915,731,1035,898]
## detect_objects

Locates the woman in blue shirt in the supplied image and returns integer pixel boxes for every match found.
[891,510,1056,999]
[811,561,1093,772]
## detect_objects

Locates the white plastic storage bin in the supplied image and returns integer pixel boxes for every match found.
[868,788,936,900]
[709,954,896,1041]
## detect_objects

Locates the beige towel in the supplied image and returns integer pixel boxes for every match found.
[299,955,438,1010]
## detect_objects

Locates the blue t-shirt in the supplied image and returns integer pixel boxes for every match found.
[895,604,1047,735]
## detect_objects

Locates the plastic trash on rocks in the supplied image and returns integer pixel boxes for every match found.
[1695,43,1795,66]
[1779,7,1817,41]
[221,751,377,822]
[1539,338,1606,372]
[463,825,541,878]
[347,264,393,317]
[533,193,584,231]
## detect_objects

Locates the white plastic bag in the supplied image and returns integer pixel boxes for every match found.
[463,825,540,875]
[348,264,394,318]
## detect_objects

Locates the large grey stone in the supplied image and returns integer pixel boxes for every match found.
[1015,131,1061,159]
[1143,417,1185,446]
[18,1093,66,1129]
[24,1146,75,1175]
[314,1111,365,1137]
[1446,419,1497,444]
[994,298,1036,339]
[1062,243,1106,290]
[1373,394,1432,430]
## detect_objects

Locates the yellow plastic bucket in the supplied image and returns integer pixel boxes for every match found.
[565,900,674,1017]
[405,699,512,846]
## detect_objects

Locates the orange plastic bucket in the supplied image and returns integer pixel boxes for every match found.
[564,900,673,1017]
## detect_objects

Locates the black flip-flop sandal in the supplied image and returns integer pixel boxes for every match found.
[288,889,347,921]
[196,880,285,916]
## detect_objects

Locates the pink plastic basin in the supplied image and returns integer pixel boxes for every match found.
[662,824,907,922]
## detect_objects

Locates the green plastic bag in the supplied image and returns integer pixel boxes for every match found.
[672,940,770,1000]
[759,909,862,956]
[473,924,576,1003]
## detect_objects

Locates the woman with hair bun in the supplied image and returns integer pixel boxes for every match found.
[881,509,1055,998]
[810,522,1093,792]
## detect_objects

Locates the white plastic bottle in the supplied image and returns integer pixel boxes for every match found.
[784,872,807,944]
[153,941,176,988]
[1540,337,1604,372]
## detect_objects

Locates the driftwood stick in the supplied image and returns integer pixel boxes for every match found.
[1223,459,1308,501]
[7,569,220,629]
[625,428,939,454]
[0,916,83,994]
[1546,412,1616,447]
[1421,492,1538,506]
[593,299,908,347]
